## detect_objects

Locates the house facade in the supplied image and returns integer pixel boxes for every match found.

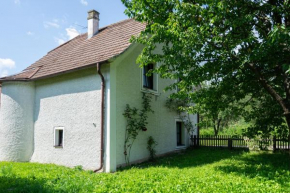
[0,10,198,172]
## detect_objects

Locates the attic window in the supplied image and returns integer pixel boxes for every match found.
[142,63,159,94]
[143,64,154,89]
[54,127,64,148]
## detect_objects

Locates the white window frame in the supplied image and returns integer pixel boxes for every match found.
[140,63,159,95]
[54,127,64,148]
[175,119,187,149]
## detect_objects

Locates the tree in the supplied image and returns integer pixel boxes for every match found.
[243,93,289,138]
[122,0,290,134]
[193,84,241,135]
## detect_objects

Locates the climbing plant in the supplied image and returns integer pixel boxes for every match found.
[123,93,153,165]
[147,136,158,161]
[165,98,194,136]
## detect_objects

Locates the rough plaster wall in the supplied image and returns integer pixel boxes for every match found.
[0,82,35,161]
[114,45,198,166]
[0,86,2,107]
[31,67,109,170]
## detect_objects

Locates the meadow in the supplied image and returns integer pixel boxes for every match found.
[0,148,289,193]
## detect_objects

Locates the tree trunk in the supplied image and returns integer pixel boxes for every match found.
[213,119,222,136]
[213,121,218,136]
[248,63,290,129]
[217,119,222,134]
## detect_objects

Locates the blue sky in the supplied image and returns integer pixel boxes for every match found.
[0,0,128,77]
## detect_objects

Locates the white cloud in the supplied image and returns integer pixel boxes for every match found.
[54,37,66,45]
[14,0,20,5]
[0,70,9,78]
[44,21,60,29]
[0,58,16,78]
[66,27,80,40]
[0,58,15,69]
[80,0,88,6]
[54,27,80,46]
[27,31,34,36]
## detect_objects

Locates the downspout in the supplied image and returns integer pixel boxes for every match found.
[94,63,105,173]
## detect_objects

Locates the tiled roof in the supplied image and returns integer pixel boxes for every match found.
[0,19,145,81]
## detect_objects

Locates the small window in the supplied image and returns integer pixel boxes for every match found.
[143,64,154,89]
[176,121,184,146]
[54,127,64,148]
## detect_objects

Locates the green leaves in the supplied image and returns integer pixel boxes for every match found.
[123,93,154,165]
[147,136,158,161]
[123,0,290,133]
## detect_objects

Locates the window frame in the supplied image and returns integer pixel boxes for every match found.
[54,127,64,148]
[141,63,159,95]
[175,120,186,148]
[176,121,183,146]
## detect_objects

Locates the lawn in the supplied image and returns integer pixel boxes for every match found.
[0,148,290,193]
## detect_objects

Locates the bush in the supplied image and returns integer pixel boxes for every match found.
[147,136,158,161]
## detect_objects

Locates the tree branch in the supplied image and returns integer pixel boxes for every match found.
[248,63,289,114]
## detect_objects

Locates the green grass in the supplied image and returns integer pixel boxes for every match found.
[1,148,290,192]
[200,120,250,136]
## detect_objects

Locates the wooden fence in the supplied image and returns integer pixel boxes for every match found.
[191,135,290,151]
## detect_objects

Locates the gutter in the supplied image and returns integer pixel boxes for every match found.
[94,63,105,173]
[0,44,138,84]
[0,62,107,83]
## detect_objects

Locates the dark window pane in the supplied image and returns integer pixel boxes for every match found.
[58,130,63,146]
[176,122,182,146]
[143,64,154,89]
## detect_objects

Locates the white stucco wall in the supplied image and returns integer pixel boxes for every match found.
[111,44,198,166]
[0,82,35,162]
[0,45,197,172]
[30,67,109,170]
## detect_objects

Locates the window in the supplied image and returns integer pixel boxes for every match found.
[54,127,64,148]
[141,63,159,94]
[143,63,154,89]
[176,121,184,146]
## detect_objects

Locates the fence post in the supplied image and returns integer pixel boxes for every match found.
[228,137,232,150]
[192,135,196,147]
[273,136,276,151]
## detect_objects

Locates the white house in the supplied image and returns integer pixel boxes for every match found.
[0,10,198,172]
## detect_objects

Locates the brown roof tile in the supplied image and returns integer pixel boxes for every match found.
[0,19,145,81]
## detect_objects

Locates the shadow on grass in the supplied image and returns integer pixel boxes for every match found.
[0,176,53,193]
[121,147,290,187]
[120,147,248,171]
[214,151,290,185]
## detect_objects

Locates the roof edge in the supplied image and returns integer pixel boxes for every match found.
[0,43,140,84]
[0,60,109,83]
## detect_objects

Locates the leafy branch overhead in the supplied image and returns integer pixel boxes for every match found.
[122,0,290,135]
